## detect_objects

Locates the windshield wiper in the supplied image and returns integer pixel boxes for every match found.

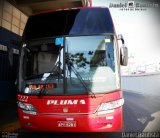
[37,62,63,97]
[66,59,95,97]
[38,47,63,97]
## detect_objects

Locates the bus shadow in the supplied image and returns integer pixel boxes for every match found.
[17,131,123,138]
[123,91,160,132]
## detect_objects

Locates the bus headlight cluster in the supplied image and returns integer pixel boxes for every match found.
[17,101,37,113]
[97,98,124,112]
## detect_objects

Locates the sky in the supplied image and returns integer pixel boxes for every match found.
[92,0,160,64]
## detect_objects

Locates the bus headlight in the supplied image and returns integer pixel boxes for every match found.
[17,101,37,111]
[97,98,124,112]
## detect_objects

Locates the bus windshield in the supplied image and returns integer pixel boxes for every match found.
[65,35,120,94]
[20,35,120,95]
[19,8,120,95]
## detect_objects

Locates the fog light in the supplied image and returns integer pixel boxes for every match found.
[106,123,112,128]
[26,122,31,126]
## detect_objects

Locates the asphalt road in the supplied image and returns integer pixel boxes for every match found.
[11,91,160,138]
[123,91,160,132]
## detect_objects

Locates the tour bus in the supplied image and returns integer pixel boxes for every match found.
[17,7,128,132]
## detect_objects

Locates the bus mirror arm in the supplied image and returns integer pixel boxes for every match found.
[117,34,124,44]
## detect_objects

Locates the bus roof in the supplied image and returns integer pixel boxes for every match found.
[35,6,108,15]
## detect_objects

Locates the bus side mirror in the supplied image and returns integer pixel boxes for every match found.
[120,45,128,66]
[118,34,128,66]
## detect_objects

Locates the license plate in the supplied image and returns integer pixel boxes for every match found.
[57,121,76,127]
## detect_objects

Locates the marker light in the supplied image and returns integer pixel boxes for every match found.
[98,98,124,112]
[55,37,64,46]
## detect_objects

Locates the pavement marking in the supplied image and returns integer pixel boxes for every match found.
[0,120,20,132]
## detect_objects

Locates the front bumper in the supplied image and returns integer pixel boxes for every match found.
[18,107,123,132]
